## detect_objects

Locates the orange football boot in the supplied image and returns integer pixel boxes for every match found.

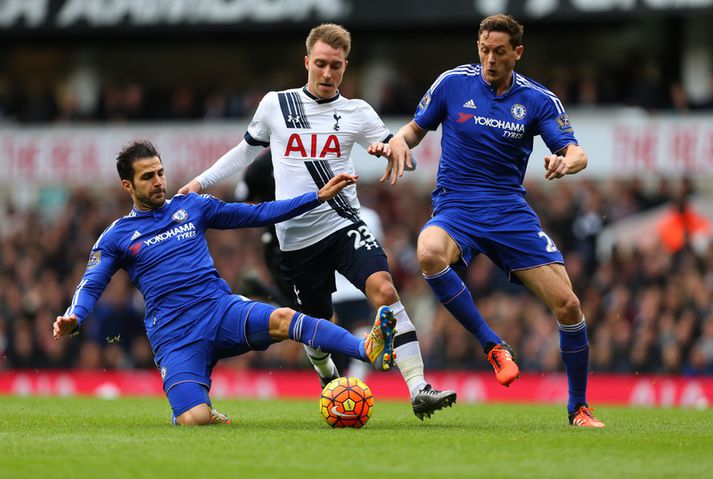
[569,406,605,428]
[486,342,521,387]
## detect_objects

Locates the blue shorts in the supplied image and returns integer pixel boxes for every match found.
[156,294,277,416]
[426,192,563,284]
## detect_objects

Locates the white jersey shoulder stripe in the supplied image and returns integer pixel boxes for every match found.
[515,75,564,114]
[428,64,479,93]
[91,218,122,250]
[65,278,89,317]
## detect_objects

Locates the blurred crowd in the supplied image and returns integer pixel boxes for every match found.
[2,175,713,377]
[2,58,713,125]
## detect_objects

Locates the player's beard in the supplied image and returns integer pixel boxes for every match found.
[137,188,167,210]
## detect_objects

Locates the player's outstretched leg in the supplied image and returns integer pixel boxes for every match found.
[363,306,397,371]
[485,341,520,387]
[282,308,392,370]
[388,301,457,419]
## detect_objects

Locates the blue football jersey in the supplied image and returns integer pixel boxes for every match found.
[65,191,320,353]
[414,64,577,199]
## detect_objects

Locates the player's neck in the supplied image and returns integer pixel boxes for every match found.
[304,84,340,102]
[132,199,164,211]
[493,73,514,96]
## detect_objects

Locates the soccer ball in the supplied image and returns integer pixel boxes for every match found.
[320,377,373,428]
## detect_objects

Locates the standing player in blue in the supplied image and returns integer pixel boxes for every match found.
[53,140,396,426]
[375,14,604,427]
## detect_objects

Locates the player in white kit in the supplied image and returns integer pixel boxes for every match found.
[179,24,455,420]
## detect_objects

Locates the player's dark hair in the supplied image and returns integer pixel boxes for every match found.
[116,140,161,182]
[306,23,351,58]
[478,14,524,48]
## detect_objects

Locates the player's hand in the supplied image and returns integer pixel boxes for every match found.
[318,173,358,201]
[367,142,392,159]
[380,137,412,185]
[544,154,569,180]
[53,314,78,339]
[370,141,417,174]
[178,179,202,195]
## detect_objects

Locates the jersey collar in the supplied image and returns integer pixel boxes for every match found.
[302,86,340,104]
[131,198,171,216]
[478,70,519,97]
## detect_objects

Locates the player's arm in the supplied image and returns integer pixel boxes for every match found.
[379,121,428,185]
[179,92,274,195]
[54,246,120,339]
[544,144,588,180]
[206,173,358,229]
[178,138,264,194]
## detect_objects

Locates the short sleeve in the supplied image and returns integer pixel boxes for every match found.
[535,95,578,154]
[245,92,275,146]
[355,100,392,149]
[413,75,447,131]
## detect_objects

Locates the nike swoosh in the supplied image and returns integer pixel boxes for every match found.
[331,405,358,417]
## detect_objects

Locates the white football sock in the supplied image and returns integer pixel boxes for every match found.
[303,345,338,380]
[390,301,427,399]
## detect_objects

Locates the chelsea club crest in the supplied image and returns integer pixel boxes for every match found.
[172,209,188,223]
[510,103,527,120]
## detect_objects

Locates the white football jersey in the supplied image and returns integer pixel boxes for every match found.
[246,87,391,251]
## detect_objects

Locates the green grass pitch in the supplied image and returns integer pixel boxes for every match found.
[1,396,712,479]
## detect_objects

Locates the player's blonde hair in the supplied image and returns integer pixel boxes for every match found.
[478,14,524,48]
[306,23,351,58]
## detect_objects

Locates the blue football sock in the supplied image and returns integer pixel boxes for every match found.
[559,318,589,414]
[289,312,367,361]
[424,267,500,350]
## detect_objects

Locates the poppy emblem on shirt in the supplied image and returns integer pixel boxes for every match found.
[511,104,527,120]
[172,209,188,223]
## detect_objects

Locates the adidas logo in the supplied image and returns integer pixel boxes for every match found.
[131,231,142,241]
[462,99,477,109]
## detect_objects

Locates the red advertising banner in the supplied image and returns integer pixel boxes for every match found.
[0,370,710,408]
[2,113,713,188]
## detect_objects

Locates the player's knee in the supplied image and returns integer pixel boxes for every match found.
[176,404,212,426]
[365,274,399,305]
[417,246,448,273]
[554,292,582,324]
[269,307,295,339]
[372,282,399,306]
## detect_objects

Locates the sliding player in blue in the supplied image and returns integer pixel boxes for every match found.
[53,140,396,426]
[374,14,604,428]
